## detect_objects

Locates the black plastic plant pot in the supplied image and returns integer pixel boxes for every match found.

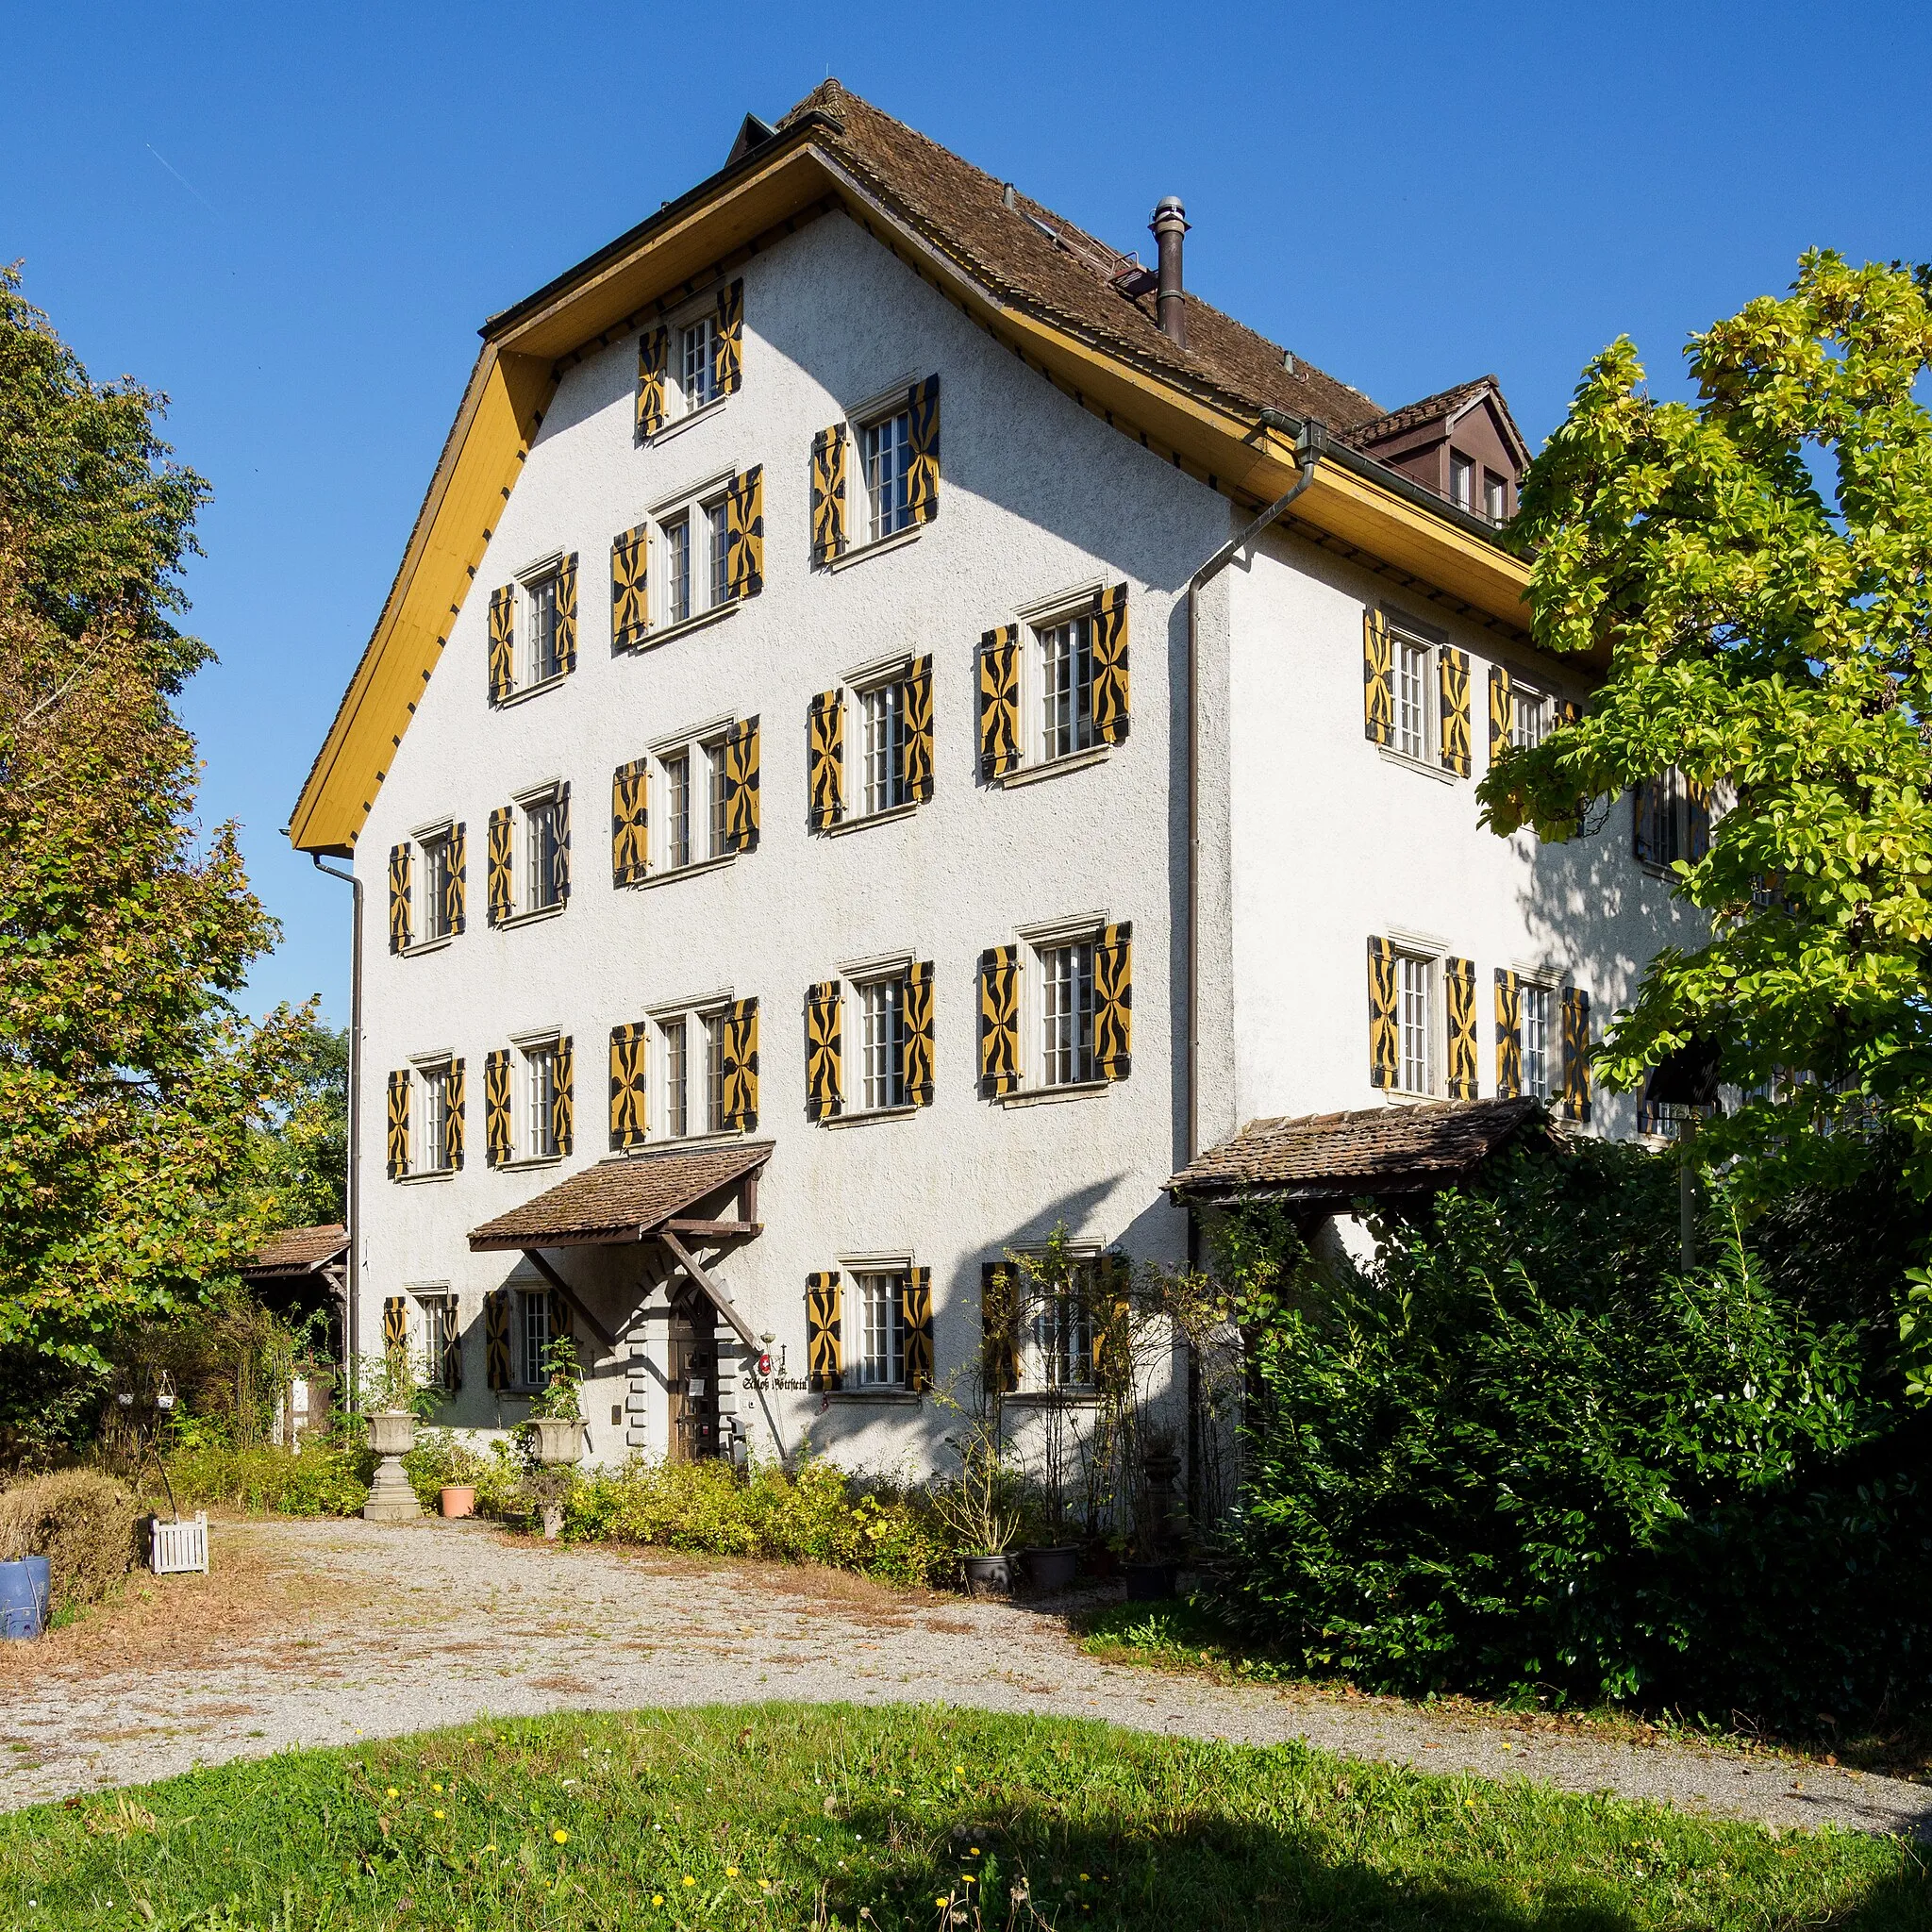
[961,1554,1013,1597]
[1123,1558,1180,1603]
[1020,1544,1080,1594]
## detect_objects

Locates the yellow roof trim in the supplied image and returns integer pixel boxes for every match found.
[291,133,1535,856]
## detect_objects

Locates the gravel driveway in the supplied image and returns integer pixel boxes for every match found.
[3,1515,1925,1840]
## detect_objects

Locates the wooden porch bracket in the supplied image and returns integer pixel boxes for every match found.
[658,1230,761,1351]
[518,1247,619,1352]
[659,1218,763,1240]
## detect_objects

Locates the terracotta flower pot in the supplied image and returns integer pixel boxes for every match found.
[440,1485,475,1519]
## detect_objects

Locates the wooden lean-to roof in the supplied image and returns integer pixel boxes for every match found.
[289,80,1536,858]
[467,1141,772,1251]
[241,1223,350,1280]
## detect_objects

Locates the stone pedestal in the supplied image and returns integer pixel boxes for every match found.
[363,1409,422,1523]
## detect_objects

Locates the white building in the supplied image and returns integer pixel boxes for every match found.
[290,84,1686,1474]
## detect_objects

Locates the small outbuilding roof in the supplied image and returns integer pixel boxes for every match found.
[1168,1099,1554,1208]
[241,1223,350,1280]
[468,1142,774,1252]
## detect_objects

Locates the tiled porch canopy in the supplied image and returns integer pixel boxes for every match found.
[241,1223,349,1281]
[1167,1098,1554,1212]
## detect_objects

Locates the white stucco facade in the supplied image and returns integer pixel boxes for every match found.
[349,207,1678,1474]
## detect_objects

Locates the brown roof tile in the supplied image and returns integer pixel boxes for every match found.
[1168,1099,1551,1204]
[781,81,1388,437]
[468,1142,774,1251]
[242,1224,349,1278]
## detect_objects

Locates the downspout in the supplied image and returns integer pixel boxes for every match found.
[1184,414,1324,1165]
[311,854,362,1409]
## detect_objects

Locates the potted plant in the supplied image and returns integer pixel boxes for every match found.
[932,1413,1025,1596]
[522,1336,583,1538]
[1123,1425,1185,1601]
[1007,1233,1089,1596]
[359,1346,435,1524]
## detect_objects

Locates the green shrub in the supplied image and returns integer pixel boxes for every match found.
[562,1454,958,1588]
[0,1469,140,1607]
[401,1430,527,1520]
[163,1441,372,1517]
[1216,1141,1932,1729]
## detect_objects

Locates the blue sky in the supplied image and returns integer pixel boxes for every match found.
[6,1,1927,1029]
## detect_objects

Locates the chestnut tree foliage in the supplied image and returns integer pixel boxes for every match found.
[0,266,308,1407]
[1481,254,1932,1196]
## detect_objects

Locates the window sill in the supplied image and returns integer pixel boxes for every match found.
[497,904,567,931]
[1376,745,1459,786]
[824,1389,924,1405]
[395,1168,457,1186]
[820,1104,921,1130]
[999,1080,1111,1109]
[996,744,1111,790]
[631,852,737,891]
[643,393,729,449]
[646,1128,745,1152]
[619,597,740,658]
[824,800,918,838]
[498,1155,564,1172]
[400,935,456,958]
[1378,1088,1441,1107]
[1001,1389,1099,1408]
[493,672,571,711]
[827,525,922,574]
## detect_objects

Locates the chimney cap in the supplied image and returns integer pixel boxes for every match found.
[1152,195,1189,228]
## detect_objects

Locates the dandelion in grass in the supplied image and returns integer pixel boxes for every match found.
[386,1787,399,1798]
[725,1865,739,1877]
[434,1809,445,1821]
[683,1874,695,1887]
[653,1895,664,1907]
[553,1829,569,1844]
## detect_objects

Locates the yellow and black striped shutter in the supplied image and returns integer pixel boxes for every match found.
[1489,664,1513,758]
[386,1070,410,1178]
[487,807,514,925]
[488,585,515,704]
[1362,608,1393,745]
[611,758,650,886]
[722,998,758,1130]
[1091,1254,1133,1391]
[978,946,1020,1096]
[1444,957,1477,1099]
[555,553,578,674]
[1091,583,1129,745]
[906,960,936,1106]
[439,1299,463,1391]
[977,626,1020,780]
[485,1288,511,1390]
[1557,697,1582,730]
[1686,777,1712,862]
[1494,970,1523,1099]
[484,1049,512,1167]
[550,1291,576,1348]
[807,691,844,831]
[446,1058,466,1170]
[388,842,411,954]
[905,655,935,801]
[713,278,744,394]
[1367,937,1399,1089]
[1095,923,1132,1081]
[722,717,760,851]
[609,1023,648,1151]
[446,823,466,936]
[902,1268,934,1393]
[807,1271,842,1391]
[809,424,847,567]
[382,1295,409,1360]
[907,375,940,524]
[805,981,842,1122]
[724,466,764,600]
[979,1262,1019,1395]
[611,523,649,651]
[637,326,669,439]
[1439,646,1472,776]
[1560,988,1591,1123]
[552,781,572,906]
[552,1035,575,1157]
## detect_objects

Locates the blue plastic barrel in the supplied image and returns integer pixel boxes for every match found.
[0,1556,51,1639]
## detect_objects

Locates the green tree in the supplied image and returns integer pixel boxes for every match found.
[1481,252,1932,1210]
[0,271,307,1456]
[236,1019,348,1231]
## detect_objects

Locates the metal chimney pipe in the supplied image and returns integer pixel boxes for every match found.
[1151,196,1189,347]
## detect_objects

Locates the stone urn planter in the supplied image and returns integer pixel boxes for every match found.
[530,1418,583,1466]
[363,1410,422,1523]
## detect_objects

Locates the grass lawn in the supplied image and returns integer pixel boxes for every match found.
[0,1705,1924,1931]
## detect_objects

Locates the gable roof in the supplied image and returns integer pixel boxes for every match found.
[1346,375,1533,472]
[290,82,1537,857]
[241,1223,350,1279]
[1167,1098,1554,1208]
[468,1141,772,1251]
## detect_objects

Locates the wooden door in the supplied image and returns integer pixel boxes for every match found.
[667,1309,720,1462]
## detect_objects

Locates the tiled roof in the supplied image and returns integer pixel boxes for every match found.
[1168,1099,1551,1205]
[779,81,1389,437]
[242,1224,349,1278]
[468,1142,774,1251]
[1345,375,1533,469]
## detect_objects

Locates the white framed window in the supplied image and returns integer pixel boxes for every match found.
[525,568,563,686]
[522,791,566,912]
[1484,469,1507,524]
[1450,450,1474,513]
[644,475,736,632]
[1519,980,1555,1101]
[517,1287,552,1391]
[1396,952,1434,1095]
[860,679,908,815]
[1040,613,1096,762]
[1027,1272,1095,1392]
[663,515,692,625]
[861,405,913,541]
[1394,632,1431,762]
[852,1270,907,1389]
[1041,940,1097,1088]
[658,1017,689,1140]
[411,1290,458,1390]
[664,751,692,869]
[647,729,732,874]
[416,1061,454,1174]
[704,1011,728,1134]
[416,825,453,942]
[1510,685,1548,751]
[859,974,908,1111]
[522,1040,559,1161]
[646,999,732,1141]
[679,314,717,414]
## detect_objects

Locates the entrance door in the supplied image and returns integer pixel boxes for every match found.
[667,1300,720,1462]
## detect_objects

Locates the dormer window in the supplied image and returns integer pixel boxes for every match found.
[1450,451,1474,514]
[1484,470,1507,524]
